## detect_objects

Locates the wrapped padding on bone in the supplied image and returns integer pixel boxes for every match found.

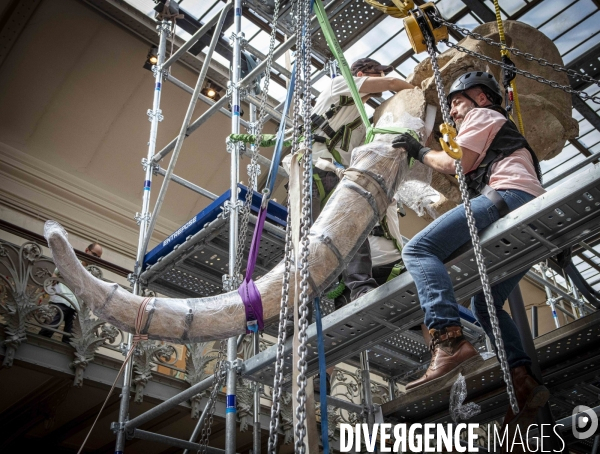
[44,88,429,343]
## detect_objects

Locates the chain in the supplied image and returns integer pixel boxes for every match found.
[442,40,600,105]
[198,339,227,453]
[267,0,307,449]
[234,0,283,278]
[425,33,520,415]
[267,209,292,454]
[294,0,314,452]
[431,11,600,90]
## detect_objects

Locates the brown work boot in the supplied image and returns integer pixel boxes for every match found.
[502,366,550,430]
[405,326,483,393]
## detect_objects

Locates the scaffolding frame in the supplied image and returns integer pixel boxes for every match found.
[114,2,351,453]
[111,1,600,453]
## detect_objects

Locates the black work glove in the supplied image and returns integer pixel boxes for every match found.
[392,133,431,163]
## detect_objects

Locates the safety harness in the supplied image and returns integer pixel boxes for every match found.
[310,95,365,203]
[464,105,542,217]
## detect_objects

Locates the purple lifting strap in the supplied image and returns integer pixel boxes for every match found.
[238,206,267,333]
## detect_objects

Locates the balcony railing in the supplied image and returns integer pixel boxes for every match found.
[0,235,399,444]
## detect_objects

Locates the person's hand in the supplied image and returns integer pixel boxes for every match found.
[392,133,431,163]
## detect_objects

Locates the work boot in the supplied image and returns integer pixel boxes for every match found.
[405,326,483,393]
[502,366,550,430]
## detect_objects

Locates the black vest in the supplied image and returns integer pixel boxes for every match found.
[465,107,542,198]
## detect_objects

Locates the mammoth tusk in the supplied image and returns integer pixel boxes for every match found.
[44,89,428,343]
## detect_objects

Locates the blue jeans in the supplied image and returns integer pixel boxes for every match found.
[402,189,536,368]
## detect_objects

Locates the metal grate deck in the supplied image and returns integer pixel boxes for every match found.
[383,311,600,424]
[242,165,600,388]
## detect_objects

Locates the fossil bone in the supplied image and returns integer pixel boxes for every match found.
[44,89,428,343]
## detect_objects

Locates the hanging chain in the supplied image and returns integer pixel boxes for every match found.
[234,0,283,278]
[431,11,600,89]
[425,32,520,415]
[267,209,293,454]
[442,40,600,105]
[294,0,314,452]
[427,12,600,104]
[198,339,227,453]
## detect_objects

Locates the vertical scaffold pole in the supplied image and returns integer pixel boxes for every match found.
[225,0,243,452]
[114,19,169,454]
[253,331,261,454]
[360,351,374,428]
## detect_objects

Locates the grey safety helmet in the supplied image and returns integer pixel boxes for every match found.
[446,71,503,106]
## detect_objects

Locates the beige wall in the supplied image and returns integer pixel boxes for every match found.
[0,0,278,265]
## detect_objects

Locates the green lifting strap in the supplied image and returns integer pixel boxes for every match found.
[313,173,327,201]
[313,0,420,145]
[386,261,406,282]
[229,133,293,148]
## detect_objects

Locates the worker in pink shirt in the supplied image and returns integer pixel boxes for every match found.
[394,72,548,430]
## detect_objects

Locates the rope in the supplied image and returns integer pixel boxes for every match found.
[325,281,345,299]
[76,297,154,454]
[492,0,525,134]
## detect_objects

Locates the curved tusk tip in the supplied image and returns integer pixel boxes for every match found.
[44,220,68,244]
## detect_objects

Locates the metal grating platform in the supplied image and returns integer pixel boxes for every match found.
[244,0,385,63]
[381,310,600,424]
[141,186,287,298]
[242,165,600,388]
[311,0,385,59]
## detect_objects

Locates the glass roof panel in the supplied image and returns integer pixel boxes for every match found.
[539,0,597,41]
[435,0,466,19]
[344,18,404,64]
[540,145,578,172]
[371,39,410,65]
[494,0,527,17]
[519,0,578,28]
[483,0,508,20]
[180,0,223,21]
[563,33,600,63]
[248,30,275,54]
[267,82,287,102]
[555,12,600,56]
[580,128,600,147]
[455,12,482,31]
[396,57,420,78]
[543,154,586,184]
[578,119,595,137]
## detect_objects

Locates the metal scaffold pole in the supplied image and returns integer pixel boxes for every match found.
[225,0,243,452]
[114,19,169,454]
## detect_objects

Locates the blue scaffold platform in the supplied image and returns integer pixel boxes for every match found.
[141,184,287,298]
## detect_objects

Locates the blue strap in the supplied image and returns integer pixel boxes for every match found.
[314,297,330,454]
[265,61,297,196]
